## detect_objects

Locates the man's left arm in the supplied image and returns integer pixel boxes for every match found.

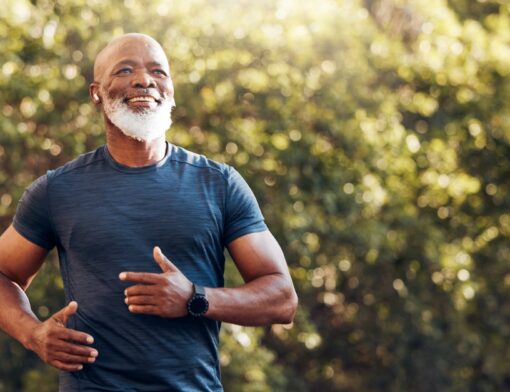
[120,231,298,326]
[205,230,298,326]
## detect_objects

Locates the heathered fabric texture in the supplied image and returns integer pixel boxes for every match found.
[13,142,267,391]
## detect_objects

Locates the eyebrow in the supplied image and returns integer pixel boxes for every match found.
[147,61,166,68]
[112,60,168,69]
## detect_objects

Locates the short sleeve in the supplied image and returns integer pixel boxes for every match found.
[13,173,57,250]
[223,166,267,245]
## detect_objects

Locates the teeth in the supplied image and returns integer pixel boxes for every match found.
[128,97,155,102]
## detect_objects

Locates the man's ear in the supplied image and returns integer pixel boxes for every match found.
[89,83,101,104]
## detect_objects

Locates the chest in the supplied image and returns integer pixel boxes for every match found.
[51,175,225,266]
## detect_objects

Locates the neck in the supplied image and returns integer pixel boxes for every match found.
[105,119,167,168]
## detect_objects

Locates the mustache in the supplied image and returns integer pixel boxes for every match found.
[102,88,175,111]
[124,88,162,103]
[106,88,166,103]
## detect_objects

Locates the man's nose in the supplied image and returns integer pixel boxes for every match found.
[131,70,156,89]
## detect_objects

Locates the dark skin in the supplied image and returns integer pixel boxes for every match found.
[0,34,298,373]
[0,227,96,371]
[90,34,173,168]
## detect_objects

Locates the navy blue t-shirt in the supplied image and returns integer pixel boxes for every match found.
[13,142,267,391]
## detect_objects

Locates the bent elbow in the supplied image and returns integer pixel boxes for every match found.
[276,287,298,325]
[0,271,29,291]
[287,289,299,322]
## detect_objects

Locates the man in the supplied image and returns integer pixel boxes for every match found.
[0,33,298,391]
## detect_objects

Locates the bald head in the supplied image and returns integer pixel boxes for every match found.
[93,33,169,82]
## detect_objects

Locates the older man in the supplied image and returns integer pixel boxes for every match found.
[0,33,297,391]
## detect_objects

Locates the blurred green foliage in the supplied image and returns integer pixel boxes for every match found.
[1,0,510,390]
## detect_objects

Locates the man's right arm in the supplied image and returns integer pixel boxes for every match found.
[0,224,98,371]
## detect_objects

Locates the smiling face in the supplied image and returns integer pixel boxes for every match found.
[90,34,175,142]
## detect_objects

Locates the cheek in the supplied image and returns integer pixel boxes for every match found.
[104,79,130,99]
[159,80,174,99]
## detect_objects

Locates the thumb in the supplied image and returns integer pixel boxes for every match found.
[153,246,178,273]
[52,301,78,326]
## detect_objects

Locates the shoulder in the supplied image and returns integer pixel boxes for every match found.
[22,147,103,194]
[47,146,105,181]
[169,144,232,180]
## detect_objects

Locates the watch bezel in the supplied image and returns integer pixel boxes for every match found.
[187,284,209,317]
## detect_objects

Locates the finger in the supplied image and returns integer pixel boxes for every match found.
[125,295,156,306]
[53,351,97,364]
[128,304,158,314]
[119,272,160,284]
[51,341,98,358]
[58,328,94,345]
[52,360,84,372]
[124,284,157,297]
[154,246,178,273]
[52,301,78,326]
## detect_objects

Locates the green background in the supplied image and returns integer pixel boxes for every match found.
[1,0,510,390]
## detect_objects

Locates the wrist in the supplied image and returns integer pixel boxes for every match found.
[20,318,42,351]
[203,287,212,317]
[187,283,209,317]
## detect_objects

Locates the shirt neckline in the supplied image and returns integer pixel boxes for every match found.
[102,141,172,174]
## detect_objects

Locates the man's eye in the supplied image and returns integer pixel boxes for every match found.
[152,69,166,76]
[117,68,132,74]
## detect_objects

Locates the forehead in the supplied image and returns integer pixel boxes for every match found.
[95,37,169,78]
[109,39,168,67]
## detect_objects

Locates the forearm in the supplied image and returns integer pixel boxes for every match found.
[0,272,41,349]
[204,273,298,326]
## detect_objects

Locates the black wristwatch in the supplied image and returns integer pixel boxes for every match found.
[187,283,209,317]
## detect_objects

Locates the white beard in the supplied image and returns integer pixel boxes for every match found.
[102,92,174,142]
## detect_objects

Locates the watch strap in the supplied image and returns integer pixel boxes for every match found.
[194,283,205,296]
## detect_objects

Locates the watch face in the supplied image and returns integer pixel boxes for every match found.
[188,295,208,316]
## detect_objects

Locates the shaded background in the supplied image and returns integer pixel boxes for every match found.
[1,0,510,390]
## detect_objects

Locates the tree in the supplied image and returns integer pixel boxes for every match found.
[1,0,510,391]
